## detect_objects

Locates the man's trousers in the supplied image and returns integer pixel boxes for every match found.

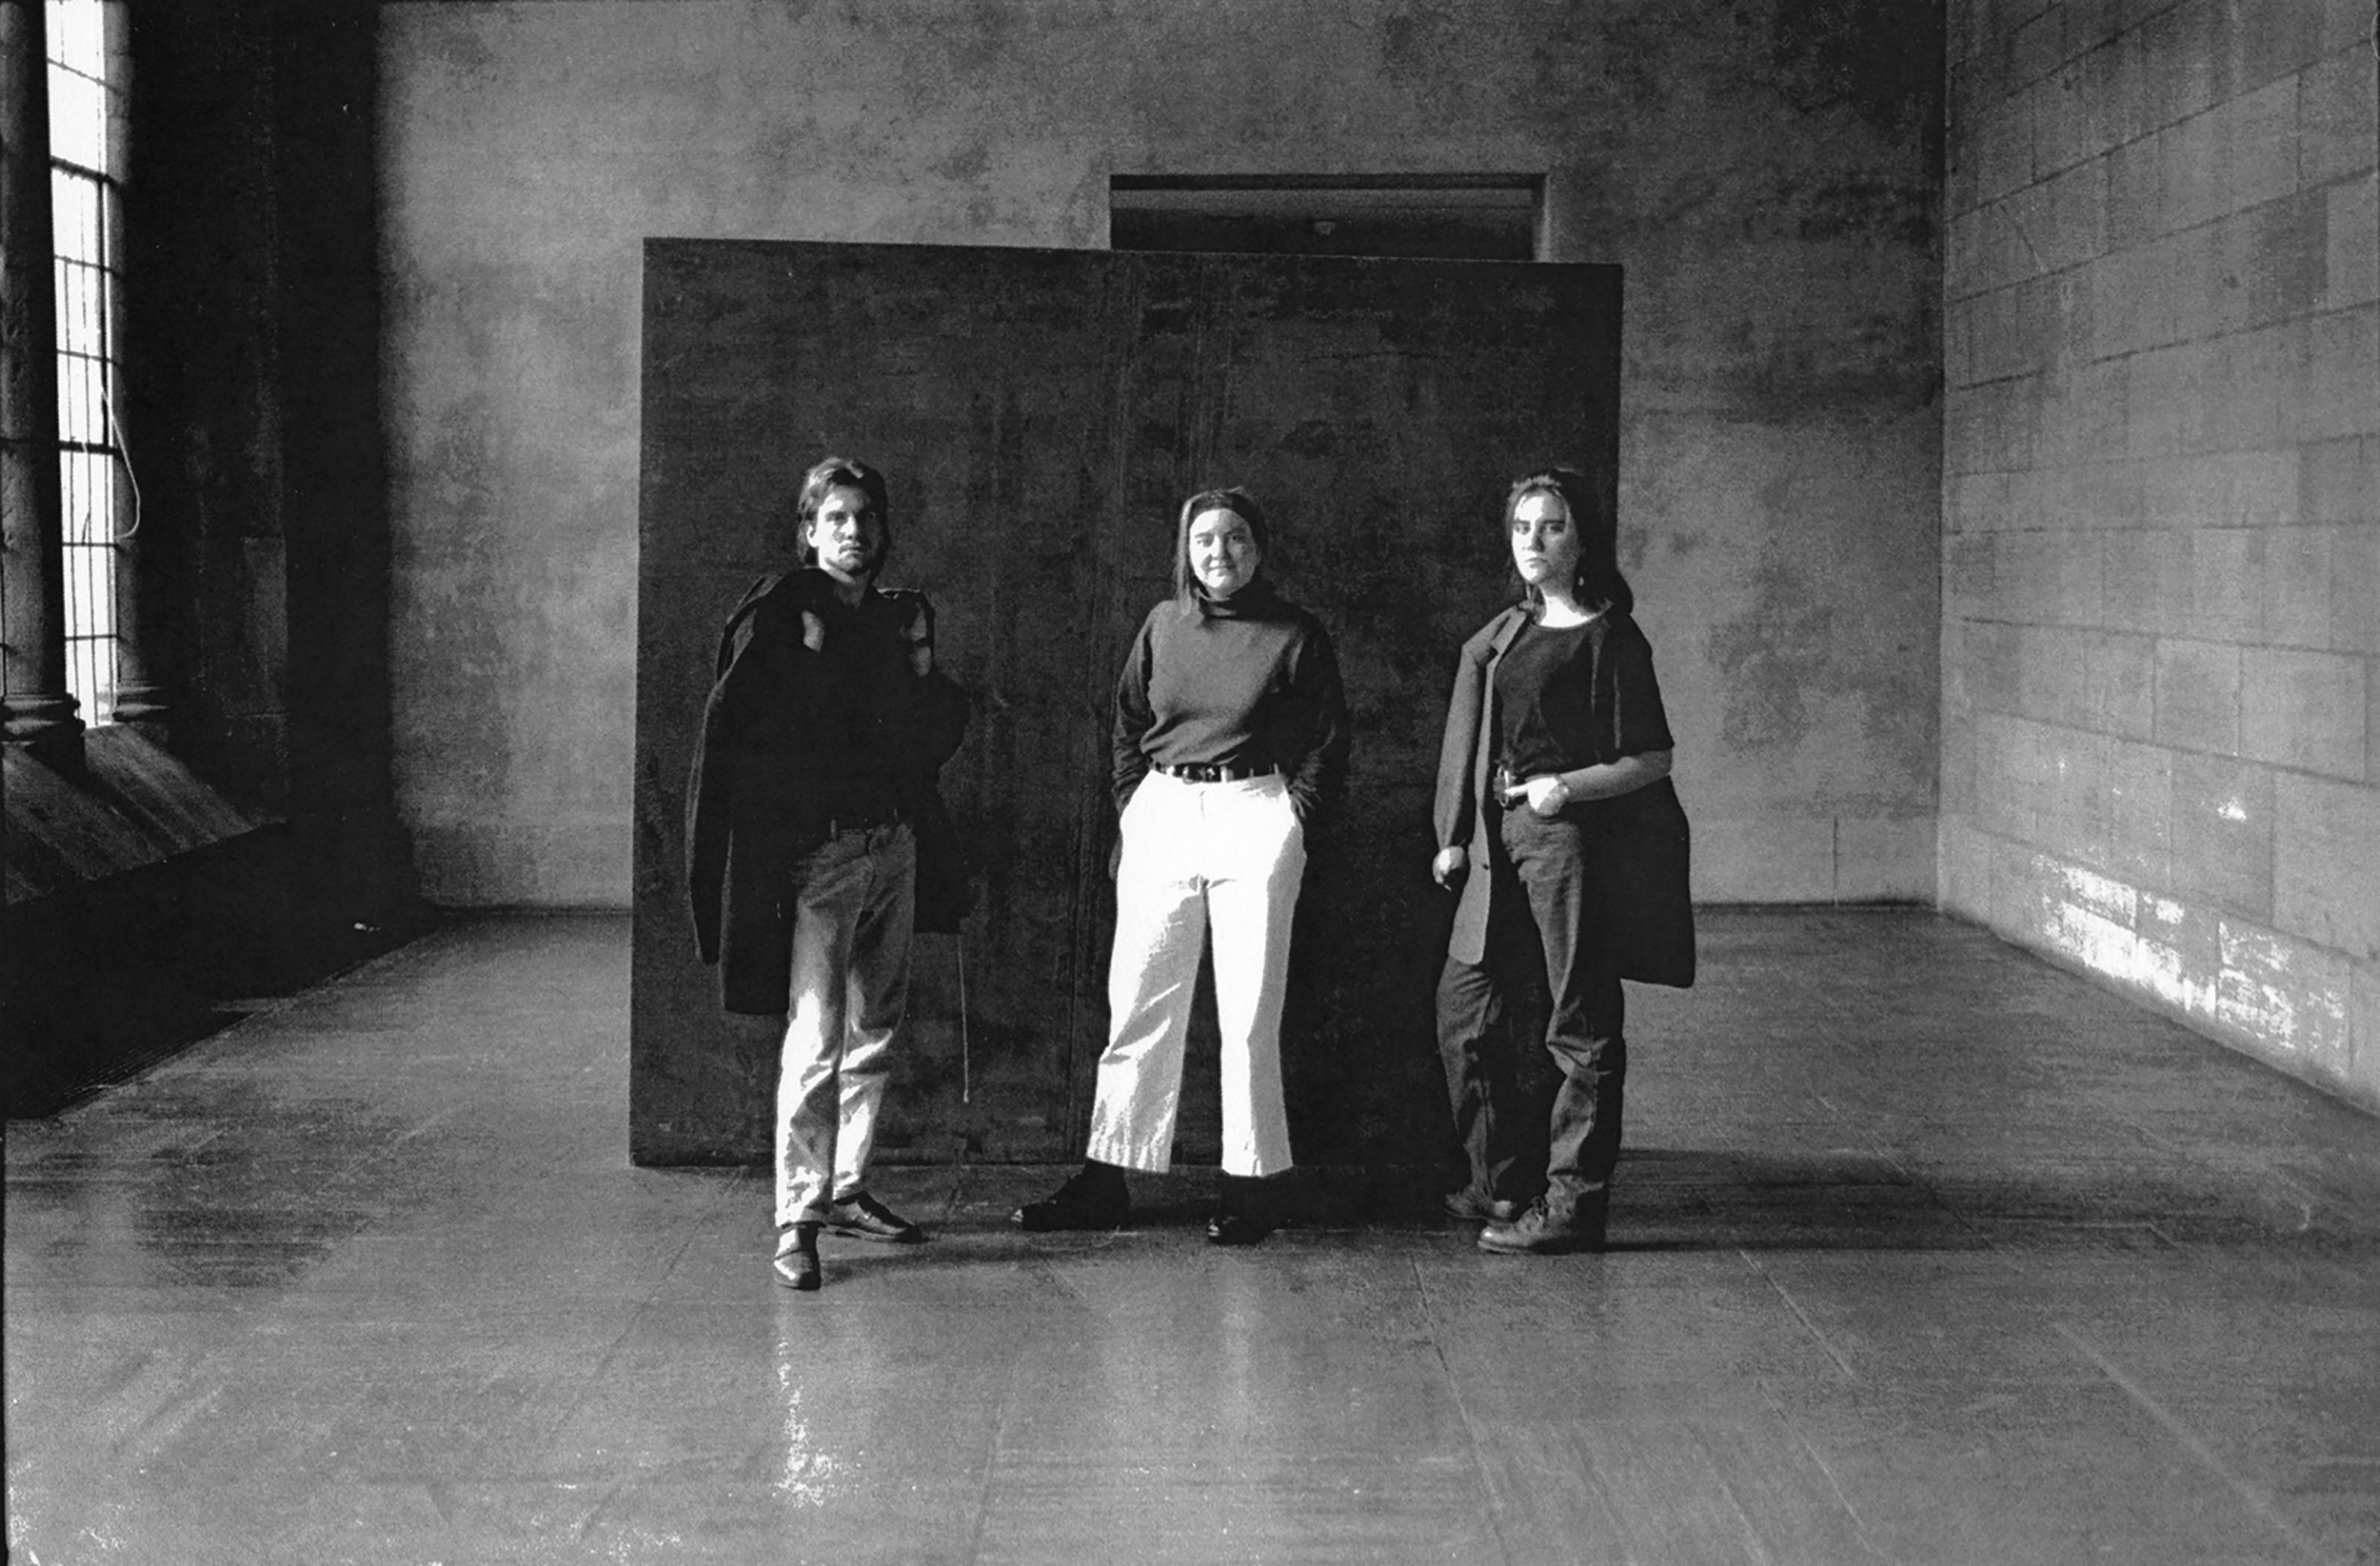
[774,823,917,1228]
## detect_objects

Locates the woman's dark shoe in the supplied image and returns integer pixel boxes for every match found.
[1012,1161,1130,1231]
[1206,1175,1280,1247]
[1442,1189,1523,1224]
[1477,1199,1605,1256]
[773,1223,823,1290]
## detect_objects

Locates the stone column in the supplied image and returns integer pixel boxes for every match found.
[1,0,86,765]
[93,0,164,732]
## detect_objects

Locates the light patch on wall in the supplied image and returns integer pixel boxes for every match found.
[2039,895,2219,1024]
[2218,798,2248,823]
[2026,851,2355,1072]
[2218,921,2351,1067]
[2055,862,2136,927]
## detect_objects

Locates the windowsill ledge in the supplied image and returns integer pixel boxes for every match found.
[4,726,272,903]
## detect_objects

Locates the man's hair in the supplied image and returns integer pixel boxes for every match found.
[1172,486,1269,603]
[796,457,891,574]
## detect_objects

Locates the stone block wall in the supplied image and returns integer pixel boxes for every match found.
[1941,0,2378,1105]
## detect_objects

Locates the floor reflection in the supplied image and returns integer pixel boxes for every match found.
[6,913,2377,1564]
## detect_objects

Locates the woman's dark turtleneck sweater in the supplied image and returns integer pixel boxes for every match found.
[1111,577,1350,824]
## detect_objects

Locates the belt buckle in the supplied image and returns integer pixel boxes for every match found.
[830,813,896,837]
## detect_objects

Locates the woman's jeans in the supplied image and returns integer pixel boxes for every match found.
[1088,770,1306,1178]
[1435,803,1626,1227]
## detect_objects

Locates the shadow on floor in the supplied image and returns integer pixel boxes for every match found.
[879,1146,2376,1255]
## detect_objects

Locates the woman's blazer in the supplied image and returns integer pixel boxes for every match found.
[1431,605,1695,988]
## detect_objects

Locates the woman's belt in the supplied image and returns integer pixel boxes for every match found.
[1153,761,1280,783]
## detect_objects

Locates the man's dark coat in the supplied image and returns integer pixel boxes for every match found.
[686,570,970,1015]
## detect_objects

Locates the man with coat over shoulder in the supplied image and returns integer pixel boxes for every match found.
[685,457,968,1291]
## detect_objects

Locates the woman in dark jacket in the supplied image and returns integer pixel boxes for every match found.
[1015,487,1349,1244]
[1430,469,1693,1255]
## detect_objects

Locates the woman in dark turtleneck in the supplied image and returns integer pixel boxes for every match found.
[1429,468,1693,1257]
[1015,487,1348,1244]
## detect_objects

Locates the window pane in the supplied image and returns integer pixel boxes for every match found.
[57,437,80,526]
[46,0,104,75]
[54,352,85,443]
[46,67,104,174]
[77,266,105,356]
[97,456,119,543]
[105,267,124,365]
[62,549,116,725]
[50,168,99,258]
[46,3,110,179]
[66,634,109,726]
[78,267,103,355]
[83,356,106,446]
[56,265,97,357]
[61,451,115,544]
[68,356,110,445]
[82,452,116,541]
[52,354,76,442]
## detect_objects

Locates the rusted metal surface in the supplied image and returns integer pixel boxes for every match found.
[632,238,1618,1164]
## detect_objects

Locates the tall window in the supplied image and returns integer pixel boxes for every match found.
[47,0,123,726]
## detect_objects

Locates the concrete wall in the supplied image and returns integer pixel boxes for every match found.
[379,0,1943,908]
[1940,0,2379,1106]
[127,3,412,915]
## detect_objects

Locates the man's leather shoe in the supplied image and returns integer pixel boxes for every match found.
[1442,1190,1522,1224]
[1013,1162,1130,1231]
[824,1192,925,1244]
[773,1224,822,1290]
[1477,1200,1605,1256]
[1206,1174,1280,1246]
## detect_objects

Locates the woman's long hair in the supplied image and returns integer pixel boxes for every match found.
[1172,487,1270,603]
[1506,468,1631,616]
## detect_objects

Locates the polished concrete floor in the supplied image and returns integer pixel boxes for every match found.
[7,911,2379,1565]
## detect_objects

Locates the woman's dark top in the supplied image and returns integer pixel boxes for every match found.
[1112,578,1350,823]
[1494,612,1674,778]
[1433,604,1693,986]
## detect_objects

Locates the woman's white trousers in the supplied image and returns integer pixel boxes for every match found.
[1087,770,1305,1177]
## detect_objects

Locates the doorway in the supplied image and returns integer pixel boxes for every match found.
[1110,174,1541,260]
